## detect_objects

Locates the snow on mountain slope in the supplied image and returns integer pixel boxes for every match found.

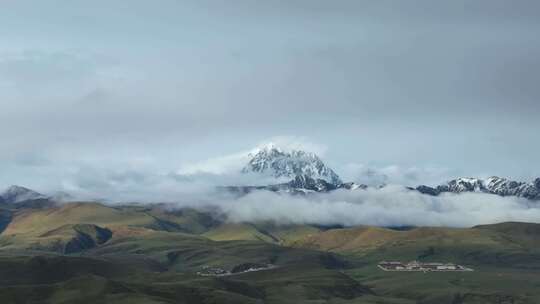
[1,185,47,204]
[416,177,540,200]
[439,177,485,193]
[242,143,342,185]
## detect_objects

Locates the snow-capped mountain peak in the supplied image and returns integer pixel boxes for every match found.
[242,144,342,185]
[1,185,46,204]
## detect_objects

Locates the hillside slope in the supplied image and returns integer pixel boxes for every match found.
[1,202,540,303]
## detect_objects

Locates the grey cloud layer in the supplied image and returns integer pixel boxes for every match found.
[218,187,540,228]
[50,170,540,228]
[1,0,539,190]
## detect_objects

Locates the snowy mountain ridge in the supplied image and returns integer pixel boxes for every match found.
[242,143,342,185]
[238,144,540,199]
[0,185,47,204]
[416,176,540,200]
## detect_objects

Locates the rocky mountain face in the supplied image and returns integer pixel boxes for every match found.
[282,175,365,192]
[237,145,540,200]
[225,144,367,194]
[223,175,366,195]
[2,146,538,201]
[415,177,540,200]
[1,185,47,204]
[242,144,342,185]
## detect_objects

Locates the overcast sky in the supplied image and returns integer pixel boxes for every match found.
[1,0,539,194]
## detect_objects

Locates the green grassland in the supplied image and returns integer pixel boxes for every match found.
[0,201,539,303]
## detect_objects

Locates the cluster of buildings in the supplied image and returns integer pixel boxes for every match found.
[197,263,276,277]
[197,266,230,276]
[378,261,473,272]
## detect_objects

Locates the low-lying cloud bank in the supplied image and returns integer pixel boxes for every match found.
[340,164,455,187]
[4,150,539,228]
[214,186,540,228]
[8,172,540,228]
[33,170,540,228]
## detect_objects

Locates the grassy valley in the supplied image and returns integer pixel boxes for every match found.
[0,201,539,303]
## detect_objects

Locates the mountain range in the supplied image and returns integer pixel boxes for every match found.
[2,144,539,202]
[1,145,539,303]
[415,176,540,200]
[234,144,540,200]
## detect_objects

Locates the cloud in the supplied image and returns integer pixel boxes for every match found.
[46,168,540,228]
[5,154,537,228]
[177,152,249,175]
[43,161,539,228]
[341,163,455,187]
[68,177,537,228]
[1,1,539,223]
[177,136,327,175]
[45,162,278,203]
[254,136,328,156]
[0,136,327,201]
[217,186,540,228]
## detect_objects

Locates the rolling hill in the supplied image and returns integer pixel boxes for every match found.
[0,201,540,303]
